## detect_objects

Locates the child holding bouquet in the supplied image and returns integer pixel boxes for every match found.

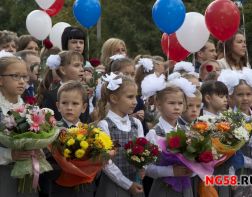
[96,73,145,197]
[218,69,252,196]
[40,81,98,197]
[0,51,39,197]
[145,77,196,197]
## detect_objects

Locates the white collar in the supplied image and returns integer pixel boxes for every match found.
[62,118,80,128]
[107,110,129,125]
[158,117,177,133]
[203,109,218,117]
[26,83,34,89]
[233,106,252,119]
[0,91,23,115]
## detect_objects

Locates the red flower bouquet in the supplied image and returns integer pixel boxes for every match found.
[124,137,159,169]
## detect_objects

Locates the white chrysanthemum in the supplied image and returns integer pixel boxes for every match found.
[46,55,61,70]
[42,108,54,115]
[141,73,166,100]
[233,127,249,141]
[173,61,195,73]
[138,58,154,72]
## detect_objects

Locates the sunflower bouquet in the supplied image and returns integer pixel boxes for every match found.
[51,123,113,187]
[0,104,59,191]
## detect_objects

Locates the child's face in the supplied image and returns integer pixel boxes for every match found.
[60,57,84,82]
[110,84,137,117]
[0,62,28,100]
[231,84,252,113]
[206,94,228,112]
[182,97,201,123]
[119,64,135,78]
[157,91,184,123]
[57,90,87,123]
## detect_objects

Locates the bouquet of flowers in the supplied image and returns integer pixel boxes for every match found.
[51,123,113,187]
[158,127,225,193]
[124,137,159,168]
[0,105,59,191]
[124,137,159,184]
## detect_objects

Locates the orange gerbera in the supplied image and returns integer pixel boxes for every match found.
[192,121,209,133]
[215,122,231,132]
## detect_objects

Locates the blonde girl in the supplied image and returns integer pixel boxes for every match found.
[96,72,144,197]
[0,51,39,197]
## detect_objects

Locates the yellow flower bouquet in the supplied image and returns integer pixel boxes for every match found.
[50,123,113,187]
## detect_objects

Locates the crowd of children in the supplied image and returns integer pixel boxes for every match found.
[0,27,252,197]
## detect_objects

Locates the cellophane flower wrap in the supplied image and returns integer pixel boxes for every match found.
[124,137,160,169]
[0,105,59,190]
[51,123,113,187]
[158,126,225,193]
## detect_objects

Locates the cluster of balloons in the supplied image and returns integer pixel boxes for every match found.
[26,0,101,49]
[153,0,240,62]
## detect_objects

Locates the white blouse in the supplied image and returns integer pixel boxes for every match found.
[145,117,177,178]
[98,110,144,190]
[0,92,24,165]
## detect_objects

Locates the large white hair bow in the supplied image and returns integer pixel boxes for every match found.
[102,72,122,91]
[241,67,252,88]
[217,69,241,95]
[137,58,154,72]
[110,54,126,61]
[167,72,181,81]
[46,55,61,70]
[0,50,14,59]
[169,77,196,97]
[173,61,195,73]
[141,73,166,100]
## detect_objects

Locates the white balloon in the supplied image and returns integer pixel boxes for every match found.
[176,12,210,53]
[35,0,55,9]
[26,10,52,41]
[49,22,70,49]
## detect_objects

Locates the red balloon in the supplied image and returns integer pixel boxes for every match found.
[161,33,190,62]
[45,0,64,17]
[205,0,240,42]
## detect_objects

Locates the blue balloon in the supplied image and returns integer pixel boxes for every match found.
[73,0,101,29]
[152,0,186,34]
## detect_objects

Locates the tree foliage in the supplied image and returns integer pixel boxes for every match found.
[0,0,251,61]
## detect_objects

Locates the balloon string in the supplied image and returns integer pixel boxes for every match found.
[223,42,226,61]
[167,34,170,61]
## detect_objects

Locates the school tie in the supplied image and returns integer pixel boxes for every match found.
[27,85,34,96]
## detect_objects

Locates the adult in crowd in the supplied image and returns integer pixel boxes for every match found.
[218,31,249,70]
[0,30,18,53]
[17,35,40,55]
[61,26,86,61]
[199,59,221,81]
[195,40,217,73]
[100,38,127,73]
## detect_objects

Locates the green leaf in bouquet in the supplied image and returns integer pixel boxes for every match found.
[183,151,196,161]
[15,122,30,134]
[12,128,56,139]
[186,144,197,153]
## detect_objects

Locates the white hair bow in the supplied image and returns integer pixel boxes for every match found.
[0,50,14,59]
[141,73,166,100]
[241,67,252,88]
[102,72,122,91]
[46,55,61,70]
[169,77,196,97]
[137,58,154,72]
[173,61,195,73]
[217,69,241,95]
[110,54,126,61]
[167,72,181,81]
